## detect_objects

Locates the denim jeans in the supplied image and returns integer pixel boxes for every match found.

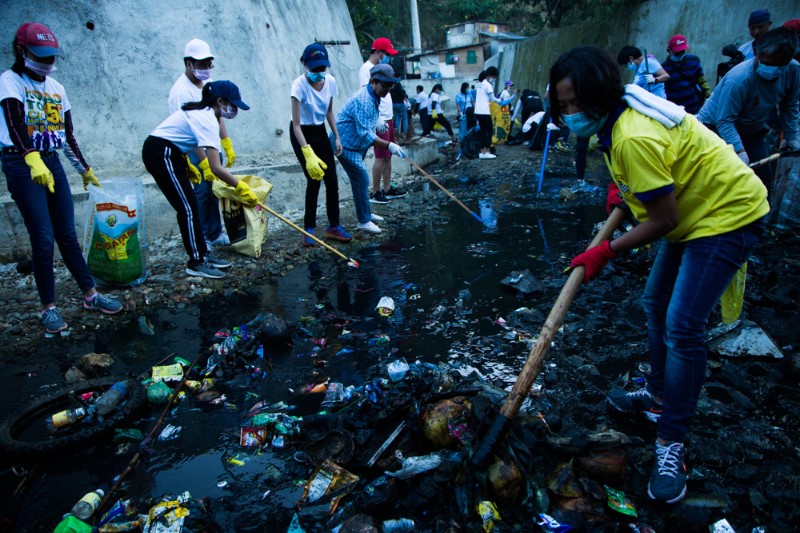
[187,151,223,241]
[459,116,468,142]
[2,151,95,305]
[643,218,765,442]
[392,103,408,135]
[335,146,372,224]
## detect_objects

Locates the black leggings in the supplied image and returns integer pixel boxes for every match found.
[422,112,454,136]
[289,123,340,229]
[142,136,207,267]
[476,114,493,149]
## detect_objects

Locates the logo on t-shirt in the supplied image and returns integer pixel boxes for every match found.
[24,87,66,151]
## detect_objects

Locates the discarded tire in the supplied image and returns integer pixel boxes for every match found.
[0,377,145,457]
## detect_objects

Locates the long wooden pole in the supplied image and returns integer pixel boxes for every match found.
[408,159,484,224]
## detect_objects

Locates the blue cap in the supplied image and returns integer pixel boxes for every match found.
[749,9,771,26]
[208,80,250,110]
[301,43,330,70]
[369,63,399,83]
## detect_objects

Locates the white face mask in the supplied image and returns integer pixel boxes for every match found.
[24,56,56,77]
[193,68,212,81]
[220,103,238,119]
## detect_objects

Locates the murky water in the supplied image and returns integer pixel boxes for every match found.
[3,190,612,531]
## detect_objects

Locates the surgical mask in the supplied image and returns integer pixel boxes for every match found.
[220,103,238,119]
[627,62,637,72]
[562,111,608,138]
[670,54,684,62]
[307,71,326,83]
[756,63,785,81]
[380,55,390,64]
[193,68,212,81]
[24,57,56,77]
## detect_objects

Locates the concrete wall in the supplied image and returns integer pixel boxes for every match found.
[509,0,800,97]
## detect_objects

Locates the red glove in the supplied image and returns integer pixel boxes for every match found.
[570,240,617,283]
[606,182,624,215]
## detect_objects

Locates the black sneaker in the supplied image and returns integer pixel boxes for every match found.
[370,190,390,204]
[384,186,408,199]
[607,387,663,422]
[648,440,687,503]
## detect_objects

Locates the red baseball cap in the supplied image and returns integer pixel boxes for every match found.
[16,23,62,57]
[668,35,689,53]
[372,37,398,55]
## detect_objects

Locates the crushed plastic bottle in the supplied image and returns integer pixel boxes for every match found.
[386,451,442,479]
[71,489,105,520]
[95,381,128,415]
[382,518,415,532]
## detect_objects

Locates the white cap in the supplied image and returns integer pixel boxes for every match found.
[184,38,214,60]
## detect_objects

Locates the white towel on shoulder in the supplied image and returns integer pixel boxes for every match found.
[622,84,686,129]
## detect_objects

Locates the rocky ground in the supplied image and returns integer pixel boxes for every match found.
[1,139,799,532]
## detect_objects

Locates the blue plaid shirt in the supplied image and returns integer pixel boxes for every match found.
[336,84,380,153]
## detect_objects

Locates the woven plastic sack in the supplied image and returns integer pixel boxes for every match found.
[212,175,272,258]
[83,178,148,286]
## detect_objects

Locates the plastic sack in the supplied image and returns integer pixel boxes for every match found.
[771,156,800,230]
[83,179,148,286]
[490,102,511,146]
[213,175,272,257]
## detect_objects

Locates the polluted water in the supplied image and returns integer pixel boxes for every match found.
[2,171,799,532]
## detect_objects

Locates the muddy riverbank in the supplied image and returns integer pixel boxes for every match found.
[1,142,798,532]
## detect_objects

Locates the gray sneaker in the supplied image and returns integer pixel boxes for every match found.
[186,260,225,279]
[205,250,232,269]
[607,387,663,422]
[83,293,123,314]
[648,440,687,503]
[42,307,68,335]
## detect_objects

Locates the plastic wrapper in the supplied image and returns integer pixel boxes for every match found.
[476,501,501,532]
[152,364,184,382]
[83,178,148,286]
[240,427,268,446]
[605,485,637,516]
[300,460,359,515]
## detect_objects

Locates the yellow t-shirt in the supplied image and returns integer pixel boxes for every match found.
[603,108,769,242]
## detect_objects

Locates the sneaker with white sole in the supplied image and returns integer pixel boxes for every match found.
[371,213,384,222]
[370,190,390,204]
[83,293,123,314]
[648,440,687,504]
[205,250,232,269]
[384,186,407,199]
[186,260,225,279]
[356,221,382,234]
[479,152,497,159]
[607,387,663,422]
[210,232,231,247]
[42,307,68,336]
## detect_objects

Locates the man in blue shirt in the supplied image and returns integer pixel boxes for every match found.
[617,46,670,99]
[698,28,800,195]
[739,9,772,60]
[335,64,406,234]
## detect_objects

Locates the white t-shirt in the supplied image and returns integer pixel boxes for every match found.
[0,70,71,150]
[415,92,429,112]
[427,92,442,113]
[474,79,497,115]
[359,60,393,121]
[150,107,221,154]
[290,74,338,126]
[500,89,512,101]
[168,73,208,114]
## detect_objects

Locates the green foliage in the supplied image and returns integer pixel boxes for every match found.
[348,0,397,53]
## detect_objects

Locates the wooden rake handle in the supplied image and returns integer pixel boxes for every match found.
[408,159,484,223]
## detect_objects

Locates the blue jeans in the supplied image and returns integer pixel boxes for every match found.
[392,103,408,135]
[187,152,223,241]
[643,219,765,442]
[2,151,95,305]
[459,116,467,142]
[335,145,372,224]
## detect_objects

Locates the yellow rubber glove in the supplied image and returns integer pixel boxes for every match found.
[301,145,327,181]
[185,158,202,184]
[221,137,236,168]
[234,180,258,207]
[432,110,439,120]
[198,158,217,182]
[80,167,100,190]
[23,151,54,193]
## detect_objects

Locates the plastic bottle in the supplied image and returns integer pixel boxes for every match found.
[71,489,104,520]
[94,381,128,416]
[45,407,87,432]
[382,518,415,532]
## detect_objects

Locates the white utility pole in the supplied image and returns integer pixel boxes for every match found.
[410,0,421,54]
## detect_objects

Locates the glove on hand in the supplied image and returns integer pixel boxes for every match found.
[221,137,236,167]
[432,110,439,120]
[234,180,258,207]
[81,167,100,190]
[606,182,625,215]
[301,145,327,181]
[387,142,406,159]
[570,240,617,283]
[24,151,54,193]
[737,151,750,165]
[780,139,800,152]
[644,74,656,84]
[198,158,217,182]
[546,122,560,132]
[376,119,388,134]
